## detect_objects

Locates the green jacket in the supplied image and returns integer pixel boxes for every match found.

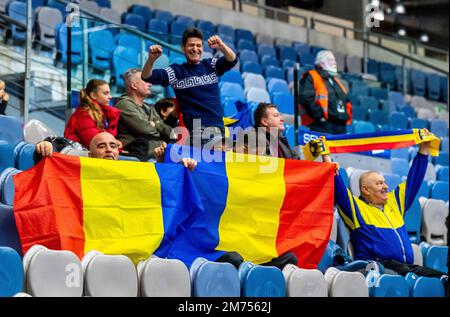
[115,95,172,159]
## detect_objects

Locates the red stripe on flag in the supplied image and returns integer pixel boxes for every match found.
[276,159,335,269]
[330,140,417,154]
[13,154,85,258]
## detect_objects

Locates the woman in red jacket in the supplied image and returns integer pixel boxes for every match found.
[64,79,121,148]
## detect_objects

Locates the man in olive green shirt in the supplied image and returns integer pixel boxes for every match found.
[115,68,172,161]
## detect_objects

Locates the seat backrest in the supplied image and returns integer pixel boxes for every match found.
[424,162,436,182]
[137,257,190,297]
[246,87,271,104]
[36,6,63,46]
[404,199,422,244]
[241,61,262,75]
[264,65,284,80]
[79,0,100,14]
[410,276,445,297]
[437,166,449,182]
[391,158,409,178]
[389,111,408,130]
[431,181,449,201]
[325,268,369,297]
[256,33,274,46]
[243,73,265,90]
[221,82,245,100]
[429,119,448,138]
[129,4,153,23]
[348,167,368,197]
[353,121,376,134]
[1,168,21,206]
[411,243,423,266]
[273,93,294,115]
[370,274,409,297]
[238,262,286,297]
[23,245,83,297]
[0,115,24,147]
[0,246,23,297]
[82,251,138,297]
[421,198,448,245]
[423,245,448,274]
[417,108,435,121]
[190,258,240,297]
[99,8,121,24]
[283,265,327,297]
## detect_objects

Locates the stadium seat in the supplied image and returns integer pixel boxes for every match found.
[55,23,83,65]
[426,73,442,101]
[236,28,254,43]
[241,61,262,75]
[256,33,274,46]
[112,46,140,87]
[237,39,255,51]
[0,247,23,297]
[378,63,396,88]
[1,167,21,206]
[7,1,27,42]
[417,108,435,121]
[0,115,24,147]
[79,0,100,13]
[389,91,404,106]
[410,70,427,97]
[368,110,390,130]
[411,243,423,265]
[391,147,409,161]
[137,256,190,297]
[277,45,297,63]
[220,69,243,87]
[148,18,169,42]
[14,143,35,171]
[367,59,379,77]
[243,73,266,90]
[409,118,428,129]
[352,106,369,121]
[424,162,437,182]
[273,93,294,115]
[0,203,22,256]
[123,13,146,30]
[153,10,173,23]
[257,44,277,58]
[216,24,235,41]
[190,257,240,297]
[260,55,279,68]
[99,8,121,27]
[370,274,409,297]
[421,243,448,274]
[129,4,153,24]
[441,137,449,152]
[358,96,379,110]
[299,52,315,67]
[82,250,138,297]
[324,268,369,297]
[429,119,448,138]
[171,20,194,40]
[175,15,194,26]
[267,78,290,95]
[221,82,245,101]
[238,262,286,297]
[405,273,445,297]
[89,30,115,71]
[353,121,375,134]
[283,265,327,297]
[383,172,402,189]
[371,87,389,101]
[35,6,62,48]
[275,37,292,47]
[96,0,111,8]
[310,46,325,56]
[239,49,259,64]
[389,112,408,130]
[23,245,83,297]
[391,158,409,178]
[436,166,449,181]
[430,181,449,201]
[246,87,271,103]
[264,66,284,80]
[404,199,422,244]
[47,0,66,17]
[441,76,448,103]
[398,105,416,119]
[0,141,14,174]
[416,180,430,199]
[421,199,448,245]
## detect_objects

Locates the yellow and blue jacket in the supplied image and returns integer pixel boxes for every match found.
[335,153,428,264]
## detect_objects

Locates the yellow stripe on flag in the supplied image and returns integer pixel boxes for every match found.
[80,158,164,263]
[217,152,286,264]
[327,134,415,147]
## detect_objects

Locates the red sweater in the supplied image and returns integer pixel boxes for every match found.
[64,104,121,148]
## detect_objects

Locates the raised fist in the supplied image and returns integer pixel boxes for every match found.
[148,45,163,62]
[207,35,224,50]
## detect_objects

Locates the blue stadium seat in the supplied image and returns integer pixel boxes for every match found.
[391,158,409,178]
[0,141,15,175]
[220,82,245,101]
[354,121,375,133]
[417,180,430,198]
[383,172,402,189]
[264,66,284,80]
[148,18,169,42]
[89,30,115,71]
[175,15,194,26]
[441,137,449,152]
[430,181,449,201]
[352,106,368,122]
[112,46,139,87]
[409,118,428,129]
[96,0,111,8]
[0,203,22,256]
[216,24,235,41]
[398,105,416,119]
[237,39,255,51]
[391,147,409,161]
[436,166,449,182]
[410,70,426,97]
[190,258,240,297]
[368,110,390,130]
[196,19,215,38]
[220,70,243,87]
[260,55,279,68]
[115,33,141,51]
[370,275,409,297]
[367,59,379,77]
[0,247,23,297]
[389,91,404,107]
[441,76,448,103]
[0,115,24,147]
[128,4,153,24]
[339,168,350,188]
[404,199,422,244]
[267,79,290,96]
[293,41,310,55]
[358,96,379,110]
[422,244,448,274]
[299,52,315,67]
[241,61,262,75]
[434,152,449,166]
[371,87,389,101]
[395,65,407,91]
[257,44,277,58]
[282,59,296,70]
[170,20,194,39]
[284,125,295,148]
[47,0,66,17]
[389,112,408,130]
[426,73,441,101]
[378,63,396,88]
[310,46,325,56]
[153,10,173,23]
[123,13,146,30]
[405,273,445,297]
[15,143,35,171]
[273,93,294,115]
[55,23,83,65]
[277,45,297,62]
[7,1,27,42]
[239,49,259,64]
[1,168,21,206]
[222,97,239,117]
[238,262,286,297]
[429,119,448,138]
[380,100,396,113]
[235,28,254,43]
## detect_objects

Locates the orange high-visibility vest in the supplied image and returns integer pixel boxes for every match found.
[300,69,352,126]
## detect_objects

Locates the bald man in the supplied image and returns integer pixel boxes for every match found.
[323,141,447,278]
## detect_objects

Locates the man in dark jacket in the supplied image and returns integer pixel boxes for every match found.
[115,68,173,161]
[253,102,299,159]
[299,50,352,135]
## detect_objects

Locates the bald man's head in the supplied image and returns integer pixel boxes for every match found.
[359,171,389,206]
[89,132,119,160]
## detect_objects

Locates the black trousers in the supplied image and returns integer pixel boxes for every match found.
[217,251,298,270]
[380,259,447,278]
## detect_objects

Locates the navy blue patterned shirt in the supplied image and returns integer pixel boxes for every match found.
[144,57,238,131]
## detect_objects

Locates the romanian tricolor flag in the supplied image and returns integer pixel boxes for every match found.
[13,151,335,269]
[303,129,440,161]
[164,146,335,268]
[13,153,204,263]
